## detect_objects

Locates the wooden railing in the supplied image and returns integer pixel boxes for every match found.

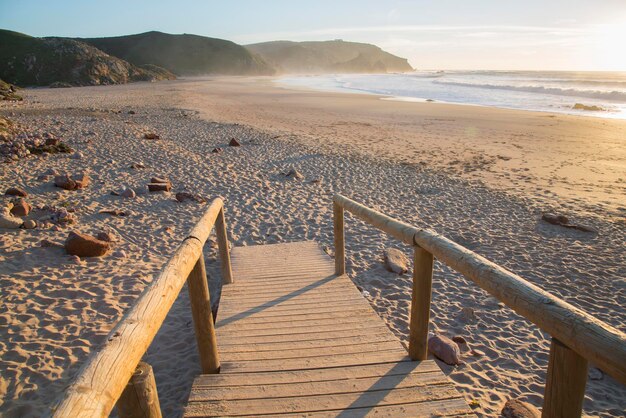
[333,194,626,418]
[50,198,232,418]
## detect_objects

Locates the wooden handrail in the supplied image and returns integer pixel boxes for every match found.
[50,198,233,417]
[333,194,626,416]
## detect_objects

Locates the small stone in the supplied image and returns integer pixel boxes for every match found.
[588,367,603,380]
[501,399,540,418]
[22,219,37,229]
[428,334,461,365]
[65,231,110,257]
[71,152,83,159]
[469,349,485,357]
[285,168,304,180]
[69,255,83,265]
[229,138,241,146]
[10,198,31,216]
[130,162,145,169]
[148,183,171,192]
[175,192,205,203]
[5,187,27,197]
[112,250,127,259]
[542,213,569,225]
[150,177,169,184]
[99,209,127,217]
[128,110,136,115]
[40,239,57,247]
[452,336,467,345]
[120,188,136,198]
[45,137,60,146]
[144,133,159,140]
[96,231,118,242]
[54,173,90,190]
[211,147,222,154]
[0,214,23,229]
[383,248,409,274]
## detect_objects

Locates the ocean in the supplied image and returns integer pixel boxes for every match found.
[278,71,626,119]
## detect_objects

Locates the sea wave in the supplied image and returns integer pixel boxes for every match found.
[432,80,626,101]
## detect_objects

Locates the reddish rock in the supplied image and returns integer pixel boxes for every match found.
[45,137,60,146]
[428,334,461,365]
[5,187,27,197]
[10,198,31,216]
[65,231,110,257]
[54,173,90,190]
[501,399,540,418]
[211,147,222,154]
[144,133,159,140]
[150,177,169,184]
[175,192,206,203]
[97,231,118,242]
[148,182,171,192]
[229,138,241,146]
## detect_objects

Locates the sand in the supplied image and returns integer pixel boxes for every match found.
[0,78,624,417]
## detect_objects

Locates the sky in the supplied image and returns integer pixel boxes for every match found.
[1,0,626,71]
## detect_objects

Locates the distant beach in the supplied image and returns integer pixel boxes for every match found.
[1,78,625,416]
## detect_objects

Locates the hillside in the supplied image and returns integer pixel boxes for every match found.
[0,29,175,87]
[81,31,275,76]
[246,40,414,74]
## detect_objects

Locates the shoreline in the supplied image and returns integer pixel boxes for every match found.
[1,80,625,416]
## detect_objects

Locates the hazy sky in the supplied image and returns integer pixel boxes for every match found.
[2,0,626,70]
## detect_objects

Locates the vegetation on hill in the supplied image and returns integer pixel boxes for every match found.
[0,29,175,87]
[246,40,414,74]
[81,31,275,76]
[0,79,22,100]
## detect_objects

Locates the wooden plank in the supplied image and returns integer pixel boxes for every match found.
[220,350,411,373]
[217,300,373,316]
[190,371,449,401]
[184,384,462,416]
[216,307,374,326]
[193,361,441,387]
[217,328,397,345]
[218,320,391,338]
[218,314,380,331]
[220,341,407,361]
[215,334,399,354]
[269,398,472,418]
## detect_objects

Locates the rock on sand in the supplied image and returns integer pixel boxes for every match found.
[65,232,110,257]
[428,334,461,365]
[501,399,540,418]
[383,248,409,274]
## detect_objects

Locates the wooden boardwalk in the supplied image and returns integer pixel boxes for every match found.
[184,241,472,417]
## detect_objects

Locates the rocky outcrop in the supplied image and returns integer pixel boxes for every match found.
[0,29,175,87]
[246,40,414,74]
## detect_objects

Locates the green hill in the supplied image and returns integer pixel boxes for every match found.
[246,40,414,74]
[0,29,175,87]
[81,31,275,76]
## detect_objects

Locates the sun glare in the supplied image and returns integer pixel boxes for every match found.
[594,23,626,70]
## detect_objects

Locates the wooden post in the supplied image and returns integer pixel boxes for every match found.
[215,208,234,284]
[333,200,345,276]
[116,362,162,418]
[542,338,588,418]
[187,254,220,374]
[408,246,434,360]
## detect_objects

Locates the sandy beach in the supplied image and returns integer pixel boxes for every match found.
[1,78,625,417]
